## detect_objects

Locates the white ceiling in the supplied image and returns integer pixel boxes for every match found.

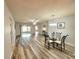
[5,0,75,23]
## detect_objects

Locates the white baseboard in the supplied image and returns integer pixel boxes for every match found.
[66,43,75,48]
[65,43,75,56]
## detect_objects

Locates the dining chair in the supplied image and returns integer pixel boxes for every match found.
[46,34,56,49]
[54,34,69,51]
[43,32,49,46]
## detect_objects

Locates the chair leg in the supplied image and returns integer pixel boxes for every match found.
[60,44,66,52]
[48,42,50,49]
[45,39,47,47]
[56,43,58,47]
[63,44,65,50]
[60,44,63,51]
[45,39,46,45]
[52,42,55,48]
[61,46,62,51]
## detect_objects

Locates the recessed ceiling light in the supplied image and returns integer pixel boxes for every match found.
[35,20,39,23]
[29,19,35,22]
[33,19,39,25]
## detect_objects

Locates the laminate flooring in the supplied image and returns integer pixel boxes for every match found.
[12,35,75,59]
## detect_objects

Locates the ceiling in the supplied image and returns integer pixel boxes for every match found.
[5,0,75,23]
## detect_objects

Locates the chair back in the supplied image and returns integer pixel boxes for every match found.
[56,32,62,41]
[44,32,49,39]
[52,32,55,39]
[61,35,69,44]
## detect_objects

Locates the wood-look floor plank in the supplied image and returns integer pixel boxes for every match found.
[12,35,74,59]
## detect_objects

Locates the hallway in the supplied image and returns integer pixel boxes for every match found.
[12,35,74,59]
[4,0,75,59]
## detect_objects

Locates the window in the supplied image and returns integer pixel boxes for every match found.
[21,25,28,32]
[21,25,31,32]
[21,25,31,37]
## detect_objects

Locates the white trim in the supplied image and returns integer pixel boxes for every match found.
[10,51,13,59]
[65,43,75,48]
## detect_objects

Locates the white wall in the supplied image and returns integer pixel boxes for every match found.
[48,15,75,47]
[4,2,16,59]
[15,22,21,35]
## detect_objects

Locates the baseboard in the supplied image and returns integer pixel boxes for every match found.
[65,43,75,56]
[10,51,13,59]
[66,43,75,47]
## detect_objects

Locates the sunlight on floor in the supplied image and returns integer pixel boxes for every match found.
[21,33,31,38]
